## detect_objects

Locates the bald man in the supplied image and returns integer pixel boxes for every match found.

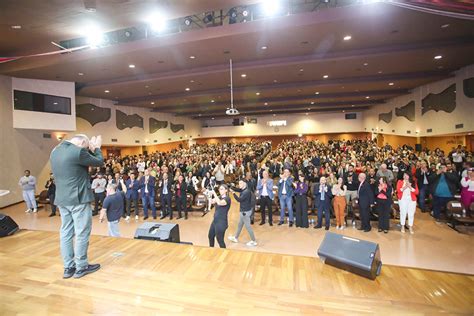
[50,134,104,279]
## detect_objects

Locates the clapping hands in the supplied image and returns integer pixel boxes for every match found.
[89,135,102,151]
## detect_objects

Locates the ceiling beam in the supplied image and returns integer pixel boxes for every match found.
[80,39,465,92]
[175,100,380,116]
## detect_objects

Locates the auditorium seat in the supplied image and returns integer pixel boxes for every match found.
[35,190,49,212]
[191,193,207,216]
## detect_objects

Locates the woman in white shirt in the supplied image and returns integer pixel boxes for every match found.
[460,168,474,210]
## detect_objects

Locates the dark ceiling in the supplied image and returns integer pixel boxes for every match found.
[1,0,474,119]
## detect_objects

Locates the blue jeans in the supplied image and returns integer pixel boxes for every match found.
[142,194,156,218]
[107,220,120,237]
[432,196,451,219]
[59,203,93,270]
[279,195,294,223]
[418,185,428,211]
[22,190,37,209]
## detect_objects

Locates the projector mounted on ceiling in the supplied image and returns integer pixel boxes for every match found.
[226,59,240,116]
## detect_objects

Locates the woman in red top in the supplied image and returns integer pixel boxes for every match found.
[376,177,393,233]
[396,172,419,234]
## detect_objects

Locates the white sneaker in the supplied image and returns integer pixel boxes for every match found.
[409,227,414,235]
[135,215,139,220]
[25,209,31,213]
[246,240,258,247]
[341,225,345,230]
[228,236,238,243]
[401,227,405,233]
[33,209,38,213]
[125,216,130,221]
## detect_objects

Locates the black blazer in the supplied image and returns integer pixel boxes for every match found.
[358,181,374,208]
[174,181,187,201]
[415,168,431,188]
[158,178,173,195]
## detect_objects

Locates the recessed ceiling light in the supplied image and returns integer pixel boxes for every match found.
[185,88,190,91]
[363,62,368,66]
[378,70,383,74]
[190,80,195,83]
[264,102,268,105]
[307,108,310,111]
[241,74,247,78]
[145,85,149,88]
[323,75,329,78]
[366,96,370,99]
[129,64,135,68]
[351,105,355,107]
[211,99,215,103]
[151,102,155,105]
[78,72,84,76]
[434,55,442,60]
[270,109,273,112]
[315,92,320,95]
[299,68,304,72]
[211,117,215,120]
[256,92,260,95]
[104,90,110,93]
[198,114,202,117]
[305,113,309,116]
[53,102,58,105]
[311,101,315,105]
[441,24,449,28]
[261,46,267,50]
[189,55,196,59]
[343,35,351,41]
[342,110,345,113]
[273,79,278,83]
[11,25,22,29]
[273,114,276,116]
[389,82,394,86]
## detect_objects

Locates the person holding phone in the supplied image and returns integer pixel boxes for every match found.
[208,185,231,248]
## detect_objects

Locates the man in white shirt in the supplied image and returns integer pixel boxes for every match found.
[91,173,107,216]
[18,170,37,213]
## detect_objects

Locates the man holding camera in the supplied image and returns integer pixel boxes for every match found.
[429,163,459,221]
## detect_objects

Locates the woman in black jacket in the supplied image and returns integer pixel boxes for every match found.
[175,174,188,219]
[376,176,393,233]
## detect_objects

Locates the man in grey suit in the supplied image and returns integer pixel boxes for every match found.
[50,134,104,279]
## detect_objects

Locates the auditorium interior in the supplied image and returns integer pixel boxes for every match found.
[1,1,474,315]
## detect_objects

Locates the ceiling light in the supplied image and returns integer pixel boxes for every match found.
[190,80,195,83]
[343,35,351,41]
[264,102,268,105]
[211,99,215,103]
[389,82,394,86]
[366,96,370,99]
[351,105,355,107]
[273,114,276,116]
[256,92,260,95]
[305,113,308,116]
[147,12,167,32]
[104,90,110,93]
[241,74,247,78]
[151,102,155,105]
[78,72,84,76]
[273,79,278,83]
[189,55,196,59]
[307,108,310,111]
[363,62,368,66]
[315,92,320,95]
[53,102,58,105]
[11,25,22,29]
[211,117,215,120]
[260,0,282,16]
[378,70,383,74]
[129,64,135,68]
[261,46,268,50]
[323,75,329,78]
[311,101,315,104]
[86,31,106,47]
[270,110,273,112]
[145,85,149,88]
[299,68,304,72]
[441,24,449,28]
[198,114,202,117]
[185,88,190,91]
[434,55,442,60]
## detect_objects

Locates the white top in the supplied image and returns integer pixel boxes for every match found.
[91,178,107,193]
[461,178,474,192]
[137,161,146,172]
[401,187,412,201]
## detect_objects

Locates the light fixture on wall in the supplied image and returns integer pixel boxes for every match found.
[226,59,240,116]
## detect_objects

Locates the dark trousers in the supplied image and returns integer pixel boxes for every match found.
[295,195,309,228]
[418,185,428,211]
[142,194,156,218]
[125,197,139,216]
[48,194,57,214]
[259,196,273,224]
[208,220,227,248]
[432,196,452,219]
[94,192,105,214]
[360,204,371,230]
[377,198,391,231]
[161,193,172,218]
[317,202,330,228]
[176,196,187,218]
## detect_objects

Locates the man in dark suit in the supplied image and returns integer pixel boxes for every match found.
[139,168,156,219]
[357,173,375,232]
[50,134,104,279]
[159,172,173,219]
[313,176,332,230]
[124,172,140,220]
[415,160,431,212]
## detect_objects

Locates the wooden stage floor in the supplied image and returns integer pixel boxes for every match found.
[0,230,473,315]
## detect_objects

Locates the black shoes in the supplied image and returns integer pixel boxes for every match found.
[325,226,329,230]
[289,222,293,227]
[73,264,101,279]
[364,229,371,232]
[378,229,383,232]
[269,222,273,226]
[160,215,166,219]
[63,267,76,279]
[49,213,56,217]
[153,216,157,220]
[384,230,388,234]
[314,225,322,229]
[259,222,265,225]
[143,216,149,220]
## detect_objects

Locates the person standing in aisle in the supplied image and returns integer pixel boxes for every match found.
[208,185,231,248]
[228,180,257,246]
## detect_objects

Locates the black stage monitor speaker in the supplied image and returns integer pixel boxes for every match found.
[0,214,19,237]
[134,222,180,243]
[317,232,382,280]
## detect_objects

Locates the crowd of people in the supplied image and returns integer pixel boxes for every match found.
[20,137,474,248]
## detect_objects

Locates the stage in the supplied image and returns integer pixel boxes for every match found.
[0,230,472,315]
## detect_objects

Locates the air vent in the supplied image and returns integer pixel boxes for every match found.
[380,129,383,132]
[180,137,183,139]
[392,130,395,133]
[111,138,118,142]
[198,134,201,137]
[135,140,140,143]
[407,130,411,134]
[455,123,464,129]
[43,133,51,139]
[168,138,171,141]
[154,140,158,143]
[427,128,433,133]
[345,113,357,120]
